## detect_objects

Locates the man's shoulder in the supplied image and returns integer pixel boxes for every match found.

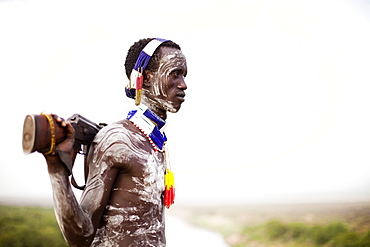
[94,119,133,142]
[89,118,148,162]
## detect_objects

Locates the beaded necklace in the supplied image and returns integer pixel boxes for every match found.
[127,105,175,208]
[127,105,167,152]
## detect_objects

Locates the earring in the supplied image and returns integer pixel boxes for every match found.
[135,67,143,106]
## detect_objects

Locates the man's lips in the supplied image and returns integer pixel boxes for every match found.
[176,92,186,101]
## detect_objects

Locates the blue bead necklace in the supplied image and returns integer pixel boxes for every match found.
[127,105,167,152]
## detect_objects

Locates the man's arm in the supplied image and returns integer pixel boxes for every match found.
[44,116,117,247]
[47,156,94,246]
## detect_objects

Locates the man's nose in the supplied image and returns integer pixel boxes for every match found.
[178,77,187,90]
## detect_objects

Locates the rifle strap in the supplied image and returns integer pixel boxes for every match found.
[56,149,86,190]
[71,175,86,190]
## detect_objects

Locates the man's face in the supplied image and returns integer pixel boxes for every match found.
[143,47,188,113]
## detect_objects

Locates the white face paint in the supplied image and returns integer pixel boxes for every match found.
[142,47,187,114]
[153,50,186,97]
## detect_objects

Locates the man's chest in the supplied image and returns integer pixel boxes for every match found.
[109,151,166,206]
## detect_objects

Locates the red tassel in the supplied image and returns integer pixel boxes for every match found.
[136,74,143,90]
[169,187,175,205]
[164,189,170,207]
[164,169,175,208]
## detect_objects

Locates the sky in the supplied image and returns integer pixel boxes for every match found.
[0,0,370,205]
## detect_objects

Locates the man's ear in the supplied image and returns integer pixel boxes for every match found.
[143,71,154,88]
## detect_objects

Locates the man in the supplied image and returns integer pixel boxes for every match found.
[44,38,187,246]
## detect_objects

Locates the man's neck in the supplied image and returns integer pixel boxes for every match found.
[141,102,167,120]
[150,107,167,121]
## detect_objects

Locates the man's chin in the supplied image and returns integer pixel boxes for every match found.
[166,102,183,113]
[168,109,178,113]
[158,100,181,113]
[141,98,181,114]
[166,106,179,113]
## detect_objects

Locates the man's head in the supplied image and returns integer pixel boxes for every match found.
[125,38,187,114]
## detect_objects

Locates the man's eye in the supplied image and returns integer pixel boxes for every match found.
[170,70,187,79]
[170,71,180,77]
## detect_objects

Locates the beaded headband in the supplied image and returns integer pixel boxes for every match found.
[125,38,170,105]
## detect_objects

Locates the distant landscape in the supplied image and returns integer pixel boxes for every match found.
[169,201,370,247]
[1,198,370,247]
[0,204,67,247]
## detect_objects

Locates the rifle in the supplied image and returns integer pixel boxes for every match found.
[67,114,107,190]
[22,113,106,190]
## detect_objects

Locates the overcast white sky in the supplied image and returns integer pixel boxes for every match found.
[1,0,370,205]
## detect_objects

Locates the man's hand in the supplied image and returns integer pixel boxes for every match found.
[43,114,75,173]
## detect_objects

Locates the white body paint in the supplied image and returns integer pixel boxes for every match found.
[81,120,167,247]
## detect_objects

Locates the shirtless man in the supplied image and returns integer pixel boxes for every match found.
[44,38,187,246]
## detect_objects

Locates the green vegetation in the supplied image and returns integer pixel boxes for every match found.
[240,219,370,247]
[0,205,67,247]
[211,219,370,247]
[177,202,370,247]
